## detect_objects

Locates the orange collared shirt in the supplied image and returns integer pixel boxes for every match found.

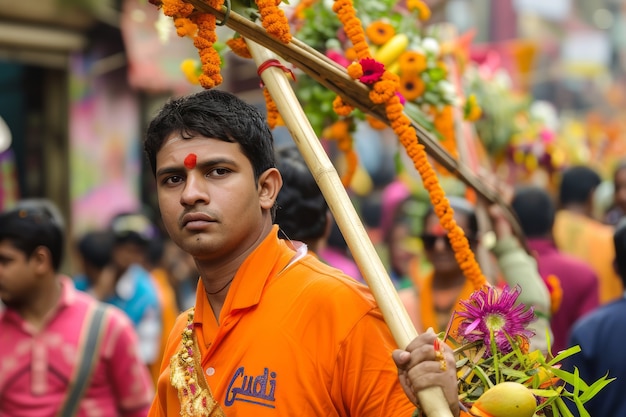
[553,210,624,304]
[149,226,415,416]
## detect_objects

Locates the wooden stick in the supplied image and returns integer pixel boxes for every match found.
[245,38,453,417]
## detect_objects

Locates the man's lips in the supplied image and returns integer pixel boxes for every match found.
[181,212,216,229]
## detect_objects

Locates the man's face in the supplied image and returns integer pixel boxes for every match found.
[155,134,273,263]
[422,212,475,277]
[0,240,39,308]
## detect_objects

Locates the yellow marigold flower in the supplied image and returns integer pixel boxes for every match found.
[398,50,428,73]
[463,94,482,121]
[180,59,200,85]
[365,21,395,46]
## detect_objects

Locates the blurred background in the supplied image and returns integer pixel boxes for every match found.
[1,0,625,272]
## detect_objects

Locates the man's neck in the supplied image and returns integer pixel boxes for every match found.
[19,276,62,331]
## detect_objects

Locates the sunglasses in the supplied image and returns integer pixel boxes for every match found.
[420,233,477,251]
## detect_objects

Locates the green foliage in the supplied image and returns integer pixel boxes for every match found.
[452,332,614,416]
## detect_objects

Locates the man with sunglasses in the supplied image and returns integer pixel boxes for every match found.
[398,196,552,353]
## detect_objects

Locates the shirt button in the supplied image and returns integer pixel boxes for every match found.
[206,367,215,376]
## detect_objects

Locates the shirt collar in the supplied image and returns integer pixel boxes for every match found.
[195,225,298,324]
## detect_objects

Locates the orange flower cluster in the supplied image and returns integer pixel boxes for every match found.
[365,21,395,46]
[323,120,358,187]
[545,274,563,315]
[226,36,252,59]
[194,11,223,89]
[257,0,292,44]
[332,0,487,289]
[263,88,282,129]
[159,0,223,89]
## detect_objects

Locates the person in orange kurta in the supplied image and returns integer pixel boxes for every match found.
[553,165,624,304]
[143,90,462,417]
[399,197,553,354]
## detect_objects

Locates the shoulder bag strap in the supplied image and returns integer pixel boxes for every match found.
[57,302,108,417]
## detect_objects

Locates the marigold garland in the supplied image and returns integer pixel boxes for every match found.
[331,0,487,290]
[323,120,358,186]
[256,0,292,44]
[226,36,253,59]
[263,87,283,128]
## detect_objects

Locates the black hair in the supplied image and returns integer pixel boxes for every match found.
[613,218,626,284]
[423,196,478,239]
[558,165,601,206]
[511,186,555,238]
[274,146,328,242]
[144,89,276,181]
[0,199,65,271]
[77,230,114,269]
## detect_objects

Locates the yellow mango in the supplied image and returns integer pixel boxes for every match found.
[374,34,409,67]
[470,382,536,417]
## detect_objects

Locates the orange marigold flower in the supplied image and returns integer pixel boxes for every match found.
[226,36,252,59]
[345,47,358,61]
[332,96,354,117]
[174,17,197,37]
[263,88,280,129]
[347,62,363,79]
[398,51,428,73]
[366,115,388,130]
[545,274,563,315]
[256,0,292,43]
[406,0,431,21]
[341,149,358,187]
[398,74,425,101]
[365,21,395,45]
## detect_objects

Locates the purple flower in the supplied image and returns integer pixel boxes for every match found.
[457,285,535,355]
[359,58,385,84]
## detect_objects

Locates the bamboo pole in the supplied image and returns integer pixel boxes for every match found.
[245,39,453,417]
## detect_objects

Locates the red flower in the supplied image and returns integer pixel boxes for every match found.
[358,58,384,84]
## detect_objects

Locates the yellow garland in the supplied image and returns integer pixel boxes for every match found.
[332,0,487,289]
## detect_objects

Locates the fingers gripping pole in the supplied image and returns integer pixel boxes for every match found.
[245,39,453,417]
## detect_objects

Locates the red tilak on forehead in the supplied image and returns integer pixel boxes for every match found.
[184,153,197,169]
[429,223,446,236]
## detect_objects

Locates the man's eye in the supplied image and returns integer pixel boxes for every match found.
[210,168,231,176]
[164,175,184,185]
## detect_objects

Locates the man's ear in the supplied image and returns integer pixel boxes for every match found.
[31,246,53,274]
[258,167,283,211]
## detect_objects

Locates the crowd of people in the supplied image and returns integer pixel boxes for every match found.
[1,89,625,416]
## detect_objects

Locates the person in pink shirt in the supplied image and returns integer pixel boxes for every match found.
[0,199,154,417]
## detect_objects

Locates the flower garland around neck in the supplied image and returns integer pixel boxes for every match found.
[331,0,487,290]
[155,0,292,90]
[170,308,225,417]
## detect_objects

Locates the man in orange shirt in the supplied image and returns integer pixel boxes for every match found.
[553,165,624,304]
[143,90,461,416]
